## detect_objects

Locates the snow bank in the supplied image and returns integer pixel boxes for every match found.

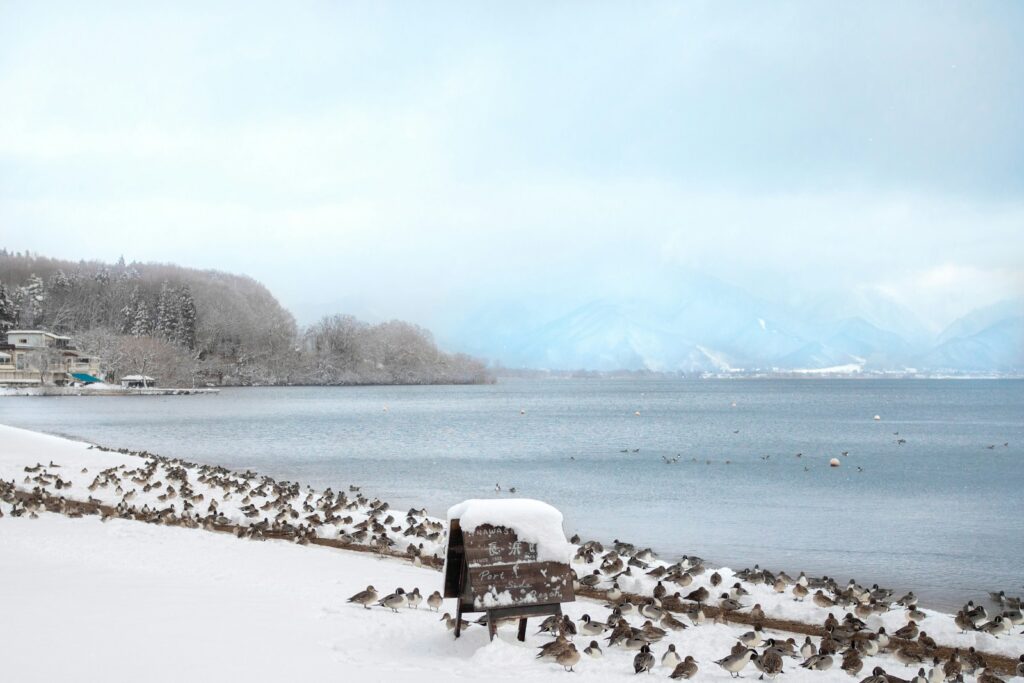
[448,498,574,564]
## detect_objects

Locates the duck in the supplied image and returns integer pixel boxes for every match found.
[662,643,681,668]
[748,603,766,623]
[376,587,407,612]
[715,648,756,678]
[892,620,919,640]
[843,650,865,677]
[537,635,571,660]
[895,647,923,667]
[977,668,1005,683]
[661,611,688,631]
[427,590,443,611]
[640,600,665,621]
[579,614,605,637]
[406,587,422,609]
[942,650,961,681]
[962,647,986,674]
[346,585,378,609]
[737,625,764,647]
[440,612,470,631]
[584,640,603,658]
[556,644,581,672]
[801,654,834,671]
[978,615,1009,637]
[684,586,709,605]
[670,655,699,679]
[813,590,836,608]
[633,644,655,674]
[954,610,973,633]
[755,650,785,680]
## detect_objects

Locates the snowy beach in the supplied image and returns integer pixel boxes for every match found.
[1,423,1022,683]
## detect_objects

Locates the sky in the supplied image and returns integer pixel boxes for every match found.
[1,1,1022,338]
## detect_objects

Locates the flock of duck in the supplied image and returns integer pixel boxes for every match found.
[0,444,448,565]
[344,534,1024,678]
[2,441,1022,681]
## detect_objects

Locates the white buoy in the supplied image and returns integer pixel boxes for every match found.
[731,401,737,408]
[829,458,841,467]
[520,409,526,415]
[873,415,881,421]
[634,411,641,416]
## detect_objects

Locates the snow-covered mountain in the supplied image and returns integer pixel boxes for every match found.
[441,272,1022,374]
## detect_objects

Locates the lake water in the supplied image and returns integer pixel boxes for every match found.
[1,378,1021,611]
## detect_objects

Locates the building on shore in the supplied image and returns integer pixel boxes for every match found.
[0,330,104,387]
[120,375,156,389]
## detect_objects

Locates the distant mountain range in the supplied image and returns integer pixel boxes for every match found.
[442,272,1023,374]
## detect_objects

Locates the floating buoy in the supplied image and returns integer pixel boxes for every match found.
[634,411,641,416]
[873,415,881,421]
[520,409,526,415]
[383,406,389,412]
[829,458,841,467]
[731,402,737,408]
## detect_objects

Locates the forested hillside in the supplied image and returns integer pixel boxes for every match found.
[0,250,491,386]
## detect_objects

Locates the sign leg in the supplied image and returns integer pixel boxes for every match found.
[487,611,497,641]
[517,617,527,642]
[454,603,463,639]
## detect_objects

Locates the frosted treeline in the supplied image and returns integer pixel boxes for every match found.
[0,250,491,387]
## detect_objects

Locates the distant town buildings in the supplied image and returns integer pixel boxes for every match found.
[0,330,104,386]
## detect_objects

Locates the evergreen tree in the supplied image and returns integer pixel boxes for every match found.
[0,282,16,332]
[176,286,197,350]
[16,274,46,328]
[156,281,177,341]
[120,286,139,335]
[130,292,151,337]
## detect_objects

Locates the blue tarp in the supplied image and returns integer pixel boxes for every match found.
[71,373,102,384]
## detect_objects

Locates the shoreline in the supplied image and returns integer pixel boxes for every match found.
[1,423,1021,669]
[0,415,1014,614]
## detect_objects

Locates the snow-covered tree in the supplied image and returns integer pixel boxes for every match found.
[15,274,46,328]
[0,282,16,332]
[155,282,177,341]
[130,294,151,337]
[175,286,196,349]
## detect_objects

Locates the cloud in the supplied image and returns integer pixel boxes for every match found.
[1,1,1022,335]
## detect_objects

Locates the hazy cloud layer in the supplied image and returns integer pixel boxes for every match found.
[2,1,1022,338]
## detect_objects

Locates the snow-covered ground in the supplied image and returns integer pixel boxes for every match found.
[1,424,1022,682]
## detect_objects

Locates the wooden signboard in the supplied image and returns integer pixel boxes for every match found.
[443,519,575,642]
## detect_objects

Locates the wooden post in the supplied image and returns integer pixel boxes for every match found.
[454,602,463,639]
[487,610,497,641]
[517,617,527,642]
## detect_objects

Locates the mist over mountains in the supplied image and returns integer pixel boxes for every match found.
[443,271,1023,375]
